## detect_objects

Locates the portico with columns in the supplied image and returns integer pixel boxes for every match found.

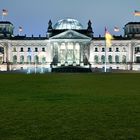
[49,29,91,67]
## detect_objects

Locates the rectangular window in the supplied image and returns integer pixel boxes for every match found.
[102,48,105,52]
[42,47,45,52]
[20,48,24,52]
[35,48,38,52]
[28,48,31,52]
[116,48,119,52]
[109,48,112,52]
[95,48,98,52]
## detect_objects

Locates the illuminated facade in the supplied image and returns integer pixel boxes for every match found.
[0,19,140,72]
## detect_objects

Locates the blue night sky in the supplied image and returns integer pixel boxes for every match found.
[1,0,140,37]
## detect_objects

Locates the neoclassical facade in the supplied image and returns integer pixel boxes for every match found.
[0,19,140,72]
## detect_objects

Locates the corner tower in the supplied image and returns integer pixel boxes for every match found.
[0,21,14,38]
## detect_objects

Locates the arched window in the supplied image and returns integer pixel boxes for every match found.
[122,55,126,63]
[0,47,4,54]
[108,55,112,63]
[135,47,140,53]
[94,55,98,63]
[34,55,39,64]
[20,55,24,64]
[101,55,105,63]
[42,57,46,64]
[27,55,31,64]
[13,55,17,64]
[115,55,119,63]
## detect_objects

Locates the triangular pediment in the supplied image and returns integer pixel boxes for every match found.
[50,30,91,40]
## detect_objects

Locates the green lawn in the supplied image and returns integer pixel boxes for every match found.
[0,73,140,140]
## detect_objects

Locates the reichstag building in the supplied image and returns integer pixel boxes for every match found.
[0,18,140,72]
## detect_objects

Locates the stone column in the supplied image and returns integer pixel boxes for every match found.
[3,47,6,63]
[73,42,75,63]
[4,43,10,71]
[130,42,134,70]
[57,42,61,65]
[65,43,68,63]
[80,43,84,66]
[89,42,94,64]
[75,42,80,65]
[7,43,12,70]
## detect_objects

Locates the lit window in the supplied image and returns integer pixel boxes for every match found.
[27,55,31,64]
[101,55,105,63]
[108,55,112,63]
[94,55,98,63]
[34,55,39,63]
[42,57,46,63]
[115,55,119,63]
[20,55,24,64]
[13,55,17,64]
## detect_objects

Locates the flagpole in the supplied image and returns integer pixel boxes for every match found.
[19,30,21,36]
[2,9,8,21]
[35,63,36,74]
[18,27,23,36]
[134,10,140,22]
[104,27,113,73]
[133,14,136,22]
[104,27,107,72]
[105,43,107,72]
[2,14,4,21]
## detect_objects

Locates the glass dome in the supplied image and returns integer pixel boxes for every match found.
[53,18,83,30]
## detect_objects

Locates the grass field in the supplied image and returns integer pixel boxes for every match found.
[0,73,140,140]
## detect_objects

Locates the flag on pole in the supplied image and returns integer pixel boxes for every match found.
[114,26,120,32]
[2,9,8,16]
[105,27,113,47]
[134,10,140,16]
[19,26,23,32]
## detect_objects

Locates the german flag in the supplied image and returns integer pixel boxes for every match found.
[134,10,140,16]
[2,9,8,16]
[114,27,120,32]
[19,26,23,32]
[105,27,113,47]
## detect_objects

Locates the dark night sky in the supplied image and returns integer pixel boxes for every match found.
[1,0,140,37]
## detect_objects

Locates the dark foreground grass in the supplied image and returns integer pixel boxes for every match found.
[0,73,140,140]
